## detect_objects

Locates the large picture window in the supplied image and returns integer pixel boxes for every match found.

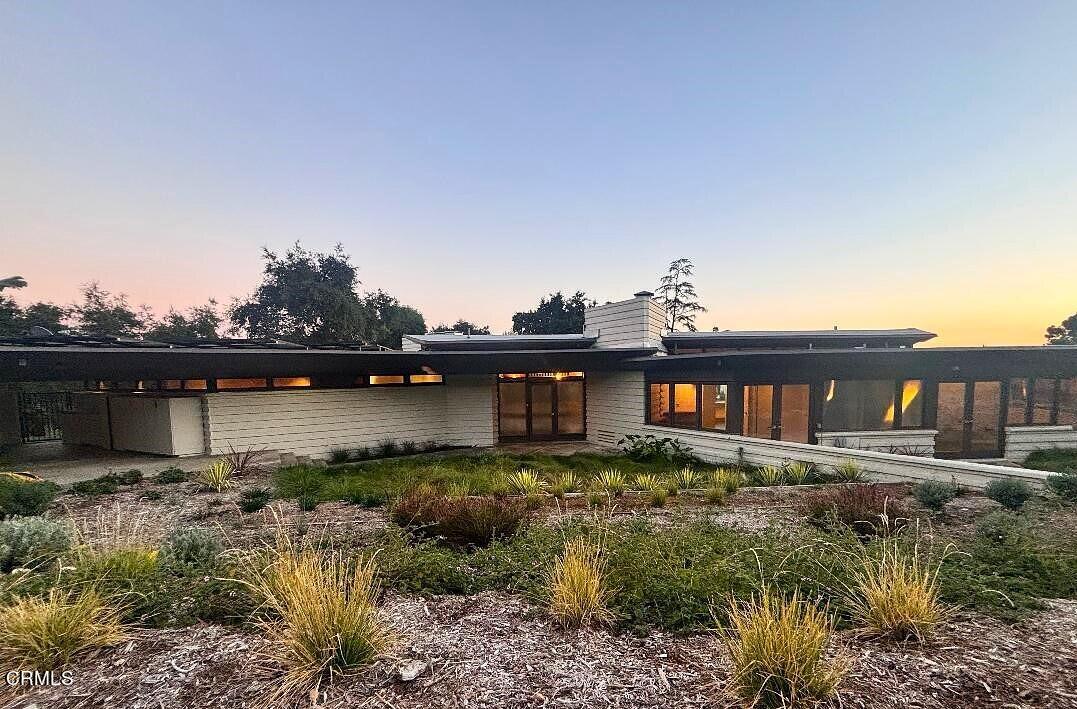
[1056,378,1076,426]
[672,383,698,428]
[742,384,773,439]
[648,383,671,425]
[701,384,728,431]
[820,379,895,431]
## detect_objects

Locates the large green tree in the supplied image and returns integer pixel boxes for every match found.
[363,290,426,349]
[229,244,377,343]
[431,319,491,335]
[512,291,594,335]
[1046,313,1077,345]
[73,283,147,337]
[656,258,706,331]
[145,301,222,340]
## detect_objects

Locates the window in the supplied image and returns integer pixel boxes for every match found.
[648,383,671,425]
[1031,378,1057,424]
[1007,379,1030,425]
[369,375,405,385]
[742,385,774,439]
[701,384,728,431]
[1058,378,1077,426]
[672,383,698,428]
[409,374,444,384]
[160,380,183,390]
[183,379,208,391]
[273,377,311,388]
[820,380,895,431]
[216,378,267,390]
[899,380,924,428]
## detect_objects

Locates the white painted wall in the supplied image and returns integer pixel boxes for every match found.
[1004,425,1077,462]
[584,294,667,349]
[816,429,937,456]
[586,370,1053,490]
[204,375,496,457]
[61,393,112,448]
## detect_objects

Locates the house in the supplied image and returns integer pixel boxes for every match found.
[1,292,1075,486]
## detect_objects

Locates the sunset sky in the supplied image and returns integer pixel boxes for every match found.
[2,2,1075,346]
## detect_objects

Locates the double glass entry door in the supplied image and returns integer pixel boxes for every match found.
[936,381,1003,458]
[498,375,585,441]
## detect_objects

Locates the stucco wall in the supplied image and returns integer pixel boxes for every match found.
[586,370,1052,490]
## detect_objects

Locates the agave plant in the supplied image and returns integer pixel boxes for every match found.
[671,466,701,490]
[832,460,866,483]
[506,468,546,496]
[596,468,626,497]
[755,465,786,487]
[194,459,236,492]
[633,473,663,491]
[784,461,814,485]
[549,470,579,494]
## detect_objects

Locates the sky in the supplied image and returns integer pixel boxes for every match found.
[2,1,1076,346]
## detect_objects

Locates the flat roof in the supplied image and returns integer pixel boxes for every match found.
[404,333,597,351]
[0,345,655,382]
[663,328,936,349]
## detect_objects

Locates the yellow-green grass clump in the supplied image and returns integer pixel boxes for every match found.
[545,537,614,628]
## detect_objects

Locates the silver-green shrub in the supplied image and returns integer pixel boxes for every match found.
[0,516,72,572]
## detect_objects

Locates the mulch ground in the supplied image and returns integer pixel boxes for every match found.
[8,592,1077,709]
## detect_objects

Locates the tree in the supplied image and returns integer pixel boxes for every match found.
[0,276,27,292]
[512,291,595,335]
[656,258,706,332]
[229,243,378,344]
[431,320,491,335]
[1046,313,1077,345]
[20,302,69,334]
[73,282,147,337]
[363,290,426,349]
[145,301,222,340]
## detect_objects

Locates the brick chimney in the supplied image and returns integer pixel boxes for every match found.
[584,291,667,350]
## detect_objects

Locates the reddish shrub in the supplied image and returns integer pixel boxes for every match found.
[801,485,909,538]
[390,487,527,548]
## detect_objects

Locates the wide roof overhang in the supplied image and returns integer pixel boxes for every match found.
[631,346,1077,381]
[0,346,657,382]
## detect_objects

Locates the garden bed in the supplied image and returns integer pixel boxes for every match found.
[2,450,1076,708]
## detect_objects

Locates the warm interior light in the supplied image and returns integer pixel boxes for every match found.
[273,377,311,388]
[499,373,527,379]
[825,379,836,402]
[901,380,922,412]
[369,375,405,385]
[217,378,267,390]
[409,374,443,384]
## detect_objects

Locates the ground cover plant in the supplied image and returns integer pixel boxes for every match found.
[911,479,958,511]
[1023,447,1077,474]
[984,478,1033,510]
[0,476,59,518]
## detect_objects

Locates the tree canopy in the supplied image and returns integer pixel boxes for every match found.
[656,258,706,332]
[1046,313,1077,345]
[145,302,222,340]
[431,320,491,335]
[228,243,425,346]
[512,291,594,335]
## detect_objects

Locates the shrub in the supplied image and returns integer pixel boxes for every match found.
[912,480,957,511]
[831,460,865,483]
[1023,448,1077,474]
[596,468,626,497]
[649,487,669,507]
[671,466,700,490]
[240,487,273,513]
[346,489,386,508]
[545,538,614,628]
[506,468,545,496]
[1046,471,1077,501]
[159,528,223,572]
[390,488,527,548]
[802,485,908,538]
[586,485,608,509]
[754,465,786,486]
[153,466,188,484]
[114,469,143,485]
[704,485,727,505]
[376,438,399,458]
[298,493,319,511]
[352,446,372,461]
[618,434,695,464]
[0,517,72,572]
[421,440,442,453]
[783,462,813,485]
[714,467,743,494]
[70,475,119,497]
[248,543,391,696]
[328,447,352,464]
[725,586,847,708]
[0,590,124,670]
[400,440,419,455]
[632,473,662,492]
[0,478,59,519]
[846,538,948,641]
[194,460,236,493]
[547,471,578,499]
[224,444,271,475]
[275,466,328,501]
[984,478,1033,511]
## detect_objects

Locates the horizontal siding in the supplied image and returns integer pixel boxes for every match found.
[587,371,1053,490]
[585,297,667,349]
[1003,426,1077,461]
[206,377,495,457]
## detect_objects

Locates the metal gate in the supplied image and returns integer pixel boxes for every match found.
[17,392,72,443]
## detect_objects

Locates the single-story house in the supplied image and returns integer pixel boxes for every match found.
[2,291,1075,486]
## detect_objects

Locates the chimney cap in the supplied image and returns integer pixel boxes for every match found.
[633,290,654,298]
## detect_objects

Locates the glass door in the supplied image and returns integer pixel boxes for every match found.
[968,381,1002,457]
[529,383,555,438]
[778,384,811,443]
[935,382,966,456]
[498,374,586,441]
[935,381,1003,458]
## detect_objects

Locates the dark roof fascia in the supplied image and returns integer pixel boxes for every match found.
[661,329,937,350]
[626,346,1077,381]
[0,346,657,382]
[405,336,598,351]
